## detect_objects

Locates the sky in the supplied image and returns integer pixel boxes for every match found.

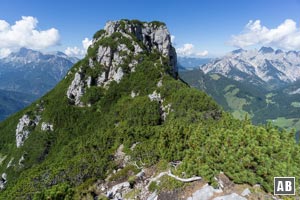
[0,0,300,58]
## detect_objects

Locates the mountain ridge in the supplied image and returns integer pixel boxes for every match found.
[0,20,299,199]
[202,47,300,89]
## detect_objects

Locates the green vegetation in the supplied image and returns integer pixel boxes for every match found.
[268,117,300,131]
[291,102,300,108]
[180,69,300,131]
[149,21,166,27]
[1,22,300,199]
[209,74,221,80]
[265,93,276,105]
[224,86,250,119]
[93,29,105,39]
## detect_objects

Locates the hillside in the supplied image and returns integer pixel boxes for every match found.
[0,89,36,121]
[0,20,299,199]
[180,48,300,133]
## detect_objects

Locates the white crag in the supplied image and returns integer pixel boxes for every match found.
[16,115,40,148]
[0,173,7,190]
[131,91,138,98]
[202,47,300,85]
[66,71,85,106]
[18,155,25,167]
[148,90,172,121]
[41,122,54,131]
[148,90,161,102]
[157,79,163,87]
[6,158,14,168]
[106,181,130,199]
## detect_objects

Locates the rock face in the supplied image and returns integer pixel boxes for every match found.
[15,114,40,148]
[41,122,54,131]
[67,20,177,106]
[0,173,7,189]
[66,71,85,106]
[187,184,222,200]
[213,193,246,200]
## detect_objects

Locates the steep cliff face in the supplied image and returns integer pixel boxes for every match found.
[67,20,177,106]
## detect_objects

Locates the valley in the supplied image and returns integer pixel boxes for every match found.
[179,48,300,134]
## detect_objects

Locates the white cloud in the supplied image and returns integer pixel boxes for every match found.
[176,43,208,57]
[82,37,92,51]
[171,35,175,43]
[64,37,92,58]
[0,48,11,58]
[229,19,300,50]
[196,50,208,57]
[0,16,60,58]
[65,47,83,58]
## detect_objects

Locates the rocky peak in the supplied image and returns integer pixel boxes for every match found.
[259,46,274,54]
[67,19,177,106]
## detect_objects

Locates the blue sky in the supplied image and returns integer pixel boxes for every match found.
[0,0,300,58]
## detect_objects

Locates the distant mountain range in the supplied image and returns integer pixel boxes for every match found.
[180,47,300,133]
[0,48,77,120]
[201,47,300,89]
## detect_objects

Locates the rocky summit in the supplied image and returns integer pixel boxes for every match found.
[67,20,177,106]
[0,20,299,200]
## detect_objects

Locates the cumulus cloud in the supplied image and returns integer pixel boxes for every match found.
[65,37,92,58]
[0,16,60,58]
[229,19,300,50]
[176,43,208,57]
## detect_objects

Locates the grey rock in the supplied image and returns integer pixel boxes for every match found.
[148,91,171,121]
[0,173,7,190]
[86,76,92,88]
[66,71,85,106]
[97,72,106,86]
[107,181,130,199]
[41,122,54,131]
[97,46,112,67]
[157,79,163,87]
[187,184,222,200]
[18,155,25,166]
[241,188,251,197]
[16,114,39,148]
[6,158,14,168]
[148,91,161,102]
[213,193,247,200]
[113,67,124,83]
[147,192,158,200]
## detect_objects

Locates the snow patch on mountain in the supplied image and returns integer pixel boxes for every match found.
[202,47,300,86]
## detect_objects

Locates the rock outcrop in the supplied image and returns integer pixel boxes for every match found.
[67,20,177,106]
[66,71,85,106]
[15,114,40,148]
[41,122,54,131]
[148,90,172,121]
[0,173,7,190]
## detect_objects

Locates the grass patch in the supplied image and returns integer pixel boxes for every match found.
[268,117,300,131]
[291,102,300,108]
[209,74,221,80]
[265,93,276,105]
[224,87,250,120]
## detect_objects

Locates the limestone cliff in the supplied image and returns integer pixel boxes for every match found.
[67,20,177,106]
